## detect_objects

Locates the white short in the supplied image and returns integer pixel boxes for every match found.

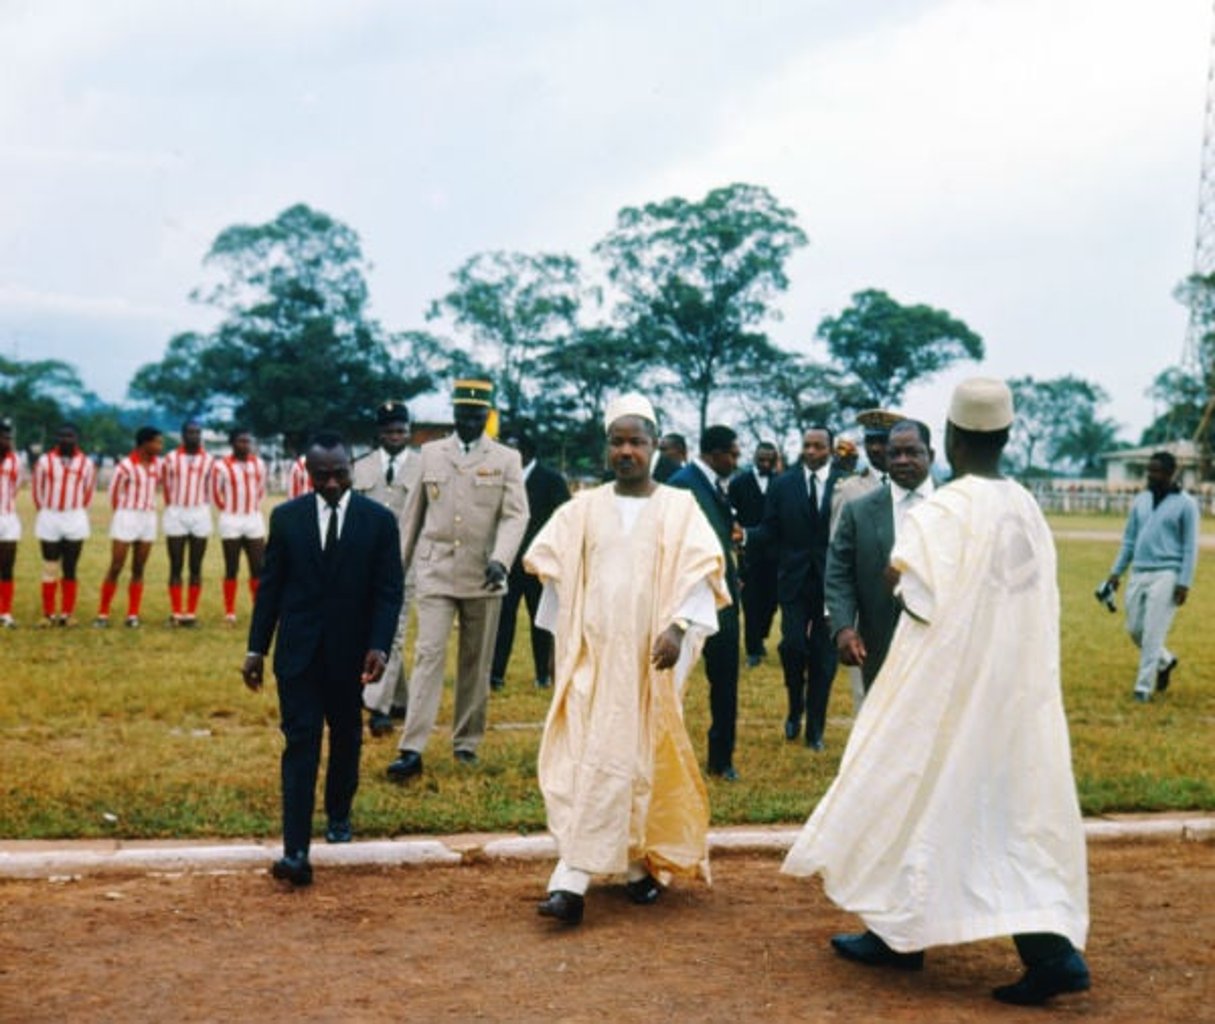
[0,512,19,542]
[35,509,90,543]
[218,511,266,541]
[110,509,158,544]
[163,505,213,538]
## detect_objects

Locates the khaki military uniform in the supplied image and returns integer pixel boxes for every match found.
[829,468,884,536]
[353,448,418,716]
[396,434,528,756]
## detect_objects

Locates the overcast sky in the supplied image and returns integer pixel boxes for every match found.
[1,0,1210,442]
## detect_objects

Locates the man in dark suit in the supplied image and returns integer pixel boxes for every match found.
[668,425,742,780]
[826,420,934,703]
[490,430,571,691]
[748,426,840,749]
[652,432,687,483]
[242,432,404,886]
[729,441,779,668]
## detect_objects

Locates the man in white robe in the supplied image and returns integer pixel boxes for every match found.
[524,394,728,926]
[782,378,1092,1007]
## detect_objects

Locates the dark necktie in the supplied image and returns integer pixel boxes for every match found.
[324,502,339,563]
[809,472,819,514]
[385,456,396,485]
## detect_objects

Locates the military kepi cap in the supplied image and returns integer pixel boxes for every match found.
[856,409,905,437]
[376,400,410,426]
[452,379,494,407]
[948,377,1014,431]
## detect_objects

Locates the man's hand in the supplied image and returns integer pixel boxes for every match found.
[836,626,867,668]
[730,523,744,545]
[883,564,902,591]
[651,624,684,670]
[361,649,388,685]
[242,653,264,692]
[1107,574,1121,593]
[484,560,508,591]
[1174,584,1188,606]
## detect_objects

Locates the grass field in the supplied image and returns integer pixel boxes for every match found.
[1,494,1211,840]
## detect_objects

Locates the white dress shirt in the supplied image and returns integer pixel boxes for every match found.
[890,477,935,540]
[316,489,352,548]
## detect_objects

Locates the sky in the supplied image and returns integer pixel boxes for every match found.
[1,0,1211,443]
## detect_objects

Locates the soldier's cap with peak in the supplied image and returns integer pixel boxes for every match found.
[856,409,907,438]
[0,417,12,433]
[452,379,494,407]
[834,437,858,457]
[376,400,410,426]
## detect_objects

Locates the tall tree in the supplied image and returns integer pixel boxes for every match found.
[817,289,984,408]
[733,351,868,451]
[130,204,426,449]
[594,182,808,433]
[1007,375,1119,476]
[428,251,582,422]
[0,356,88,451]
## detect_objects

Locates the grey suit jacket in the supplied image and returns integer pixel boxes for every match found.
[351,447,415,517]
[825,484,898,687]
[399,433,529,599]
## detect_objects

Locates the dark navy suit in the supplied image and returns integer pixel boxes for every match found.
[248,492,403,855]
[748,464,840,746]
[667,463,740,773]
[729,469,779,660]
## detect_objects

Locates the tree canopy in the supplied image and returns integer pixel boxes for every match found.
[817,289,984,408]
[1007,374,1119,477]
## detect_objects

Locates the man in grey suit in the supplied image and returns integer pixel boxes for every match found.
[826,420,934,702]
[352,401,416,737]
[386,380,528,781]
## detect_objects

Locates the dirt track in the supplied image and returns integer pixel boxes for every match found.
[2,839,1212,1023]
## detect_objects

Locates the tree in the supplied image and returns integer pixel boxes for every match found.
[131,204,427,449]
[733,352,869,451]
[594,182,808,433]
[817,289,984,408]
[428,251,582,422]
[0,356,88,451]
[1140,365,1210,445]
[1007,375,1120,477]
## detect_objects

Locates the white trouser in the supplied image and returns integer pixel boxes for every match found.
[547,859,651,896]
[1125,569,1178,695]
[847,665,866,715]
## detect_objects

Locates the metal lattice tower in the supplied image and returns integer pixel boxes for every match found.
[1185,1,1215,465]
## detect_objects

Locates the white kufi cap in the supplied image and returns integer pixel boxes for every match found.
[948,377,1014,431]
[604,392,657,433]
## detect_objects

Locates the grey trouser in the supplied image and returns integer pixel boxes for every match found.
[362,577,413,714]
[398,592,502,755]
[1125,568,1178,695]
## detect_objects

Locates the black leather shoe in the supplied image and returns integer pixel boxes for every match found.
[271,852,313,886]
[389,703,407,721]
[831,931,924,970]
[625,874,662,905]
[709,765,740,782]
[805,732,824,751]
[325,820,352,844]
[490,676,505,692]
[535,676,552,690]
[537,890,584,925]
[746,653,762,668]
[453,749,478,765]
[784,717,800,741]
[367,711,394,737]
[992,951,1091,1006]
[1156,656,1178,693]
[386,749,423,782]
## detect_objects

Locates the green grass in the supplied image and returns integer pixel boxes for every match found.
[0,496,1211,839]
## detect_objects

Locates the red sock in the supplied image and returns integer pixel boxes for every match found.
[222,578,238,615]
[61,579,78,616]
[0,580,13,616]
[42,580,57,617]
[127,582,144,618]
[98,580,118,617]
[248,577,260,603]
[169,584,183,616]
[187,584,201,615]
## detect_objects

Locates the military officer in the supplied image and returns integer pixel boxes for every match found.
[386,380,528,780]
[353,400,417,737]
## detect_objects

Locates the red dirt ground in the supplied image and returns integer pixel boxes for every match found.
[1,839,1211,1023]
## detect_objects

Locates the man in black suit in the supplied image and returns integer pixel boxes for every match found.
[748,426,840,750]
[242,432,404,886]
[826,420,934,703]
[729,441,779,668]
[652,432,687,483]
[490,430,571,691]
[668,425,742,780]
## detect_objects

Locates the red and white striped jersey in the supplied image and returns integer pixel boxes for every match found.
[287,456,312,499]
[214,454,267,515]
[163,447,216,508]
[0,450,21,516]
[33,449,96,512]
[109,451,163,512]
